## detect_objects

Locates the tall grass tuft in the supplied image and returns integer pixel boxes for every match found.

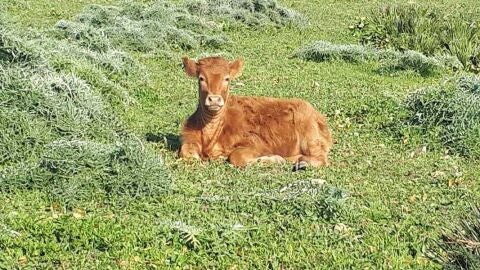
[351,3,480,73]
[404,76,480,158]
[431,206,480,269]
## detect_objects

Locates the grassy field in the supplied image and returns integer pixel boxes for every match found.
[1,0,480,269]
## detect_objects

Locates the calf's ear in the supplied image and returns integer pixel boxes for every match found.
[229,58,244,79]
[182,57,197,77]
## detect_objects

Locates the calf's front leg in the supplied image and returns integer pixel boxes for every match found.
[179,143,202,160]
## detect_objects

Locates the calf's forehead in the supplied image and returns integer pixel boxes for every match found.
[197,58,230,76]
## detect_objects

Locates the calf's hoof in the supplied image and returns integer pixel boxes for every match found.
[292,160,308,172]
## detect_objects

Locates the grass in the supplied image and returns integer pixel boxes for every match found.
[54,1,228,53]
[350,3,480,72]
[184,0,306,28]
[401,76,480,159]
[0,8,170,207]
[431,205,480,269]
[1,0,480,269]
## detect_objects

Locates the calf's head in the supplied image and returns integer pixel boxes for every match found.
[182,56,243,112]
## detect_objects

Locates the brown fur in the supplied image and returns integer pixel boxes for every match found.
[179,56,332,169]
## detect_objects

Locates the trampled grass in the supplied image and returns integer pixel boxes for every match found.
[1,0,480,269]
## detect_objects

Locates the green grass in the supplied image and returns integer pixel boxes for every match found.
[431,205,480,269]
[1,0,480,269]
[401,76,480,159]
[350,3,480,72]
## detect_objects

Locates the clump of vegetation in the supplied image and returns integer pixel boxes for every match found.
[294,40,445,75]
[293,41,376,63]
[0,18,170,207]
[55,0,305,54]
[404,76,480,158]
[379,49,442,76]
[55,1,229,53]
[264,180,348,220]
[350,3,480,72]
[185,0,306,28]
[200,180,348,221]
[431,205,480,269]
[2,138,169,206]
[40,38,144,105]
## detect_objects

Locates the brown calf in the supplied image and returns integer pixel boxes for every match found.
[179,56,332,171]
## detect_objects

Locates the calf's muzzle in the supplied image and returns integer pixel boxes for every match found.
[205,95,224,111]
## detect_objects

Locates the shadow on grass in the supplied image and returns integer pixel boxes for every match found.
[145,132,180,151]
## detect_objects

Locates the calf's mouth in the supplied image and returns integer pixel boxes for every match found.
[205,105,223,111]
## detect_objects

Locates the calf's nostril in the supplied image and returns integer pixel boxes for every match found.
[206,95,223,106]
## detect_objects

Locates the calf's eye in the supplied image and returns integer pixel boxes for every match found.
[225,77,230,82]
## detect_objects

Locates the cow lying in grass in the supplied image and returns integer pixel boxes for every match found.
[179,56,332,171]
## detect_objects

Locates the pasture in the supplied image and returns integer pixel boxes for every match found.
[1,0,479,268]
